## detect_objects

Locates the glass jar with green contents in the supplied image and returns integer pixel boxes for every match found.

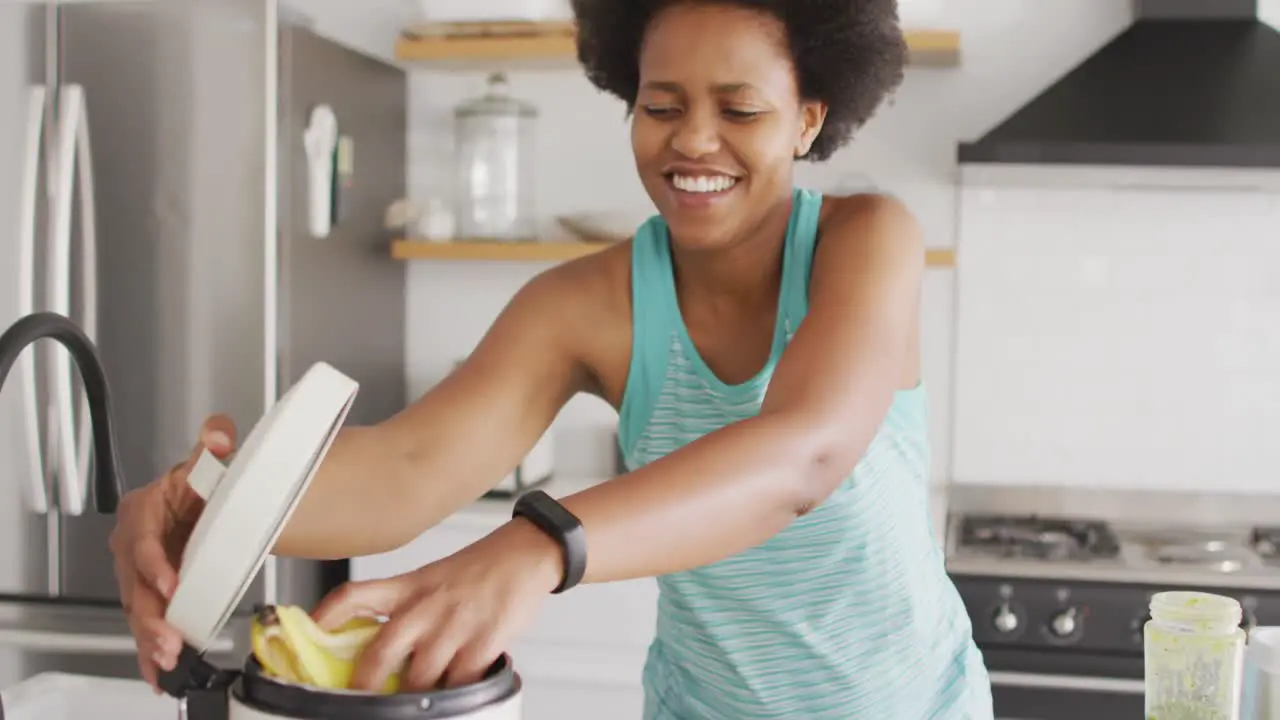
[1145,590,1247,720]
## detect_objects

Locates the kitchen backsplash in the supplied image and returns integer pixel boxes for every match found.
[952,167,1280,495]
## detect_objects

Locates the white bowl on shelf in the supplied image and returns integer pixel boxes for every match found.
[556,211,651,244]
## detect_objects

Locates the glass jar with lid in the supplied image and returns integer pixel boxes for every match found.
[453,72,538,241]
[1145,590,1247,720]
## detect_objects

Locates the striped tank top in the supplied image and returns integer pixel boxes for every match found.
[617,188,994,719]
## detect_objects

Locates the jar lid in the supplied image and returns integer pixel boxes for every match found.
[1150,590,1243,627]
[455,72,537,119]
[163,362,358,652]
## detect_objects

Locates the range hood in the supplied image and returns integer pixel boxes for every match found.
[958,0,1280,168]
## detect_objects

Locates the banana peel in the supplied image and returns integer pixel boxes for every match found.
[250,604,401,693]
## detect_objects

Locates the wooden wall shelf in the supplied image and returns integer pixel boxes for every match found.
[392,238,607,262]
[391,239,957,268]
[395,22,961,69]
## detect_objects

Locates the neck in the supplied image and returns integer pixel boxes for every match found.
[670,193,794,304]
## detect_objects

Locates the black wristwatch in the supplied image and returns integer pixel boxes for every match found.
[512,490,587,594]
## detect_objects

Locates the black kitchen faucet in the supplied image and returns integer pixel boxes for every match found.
[0,311,124,513]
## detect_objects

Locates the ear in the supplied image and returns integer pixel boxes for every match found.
[794,100,828,158]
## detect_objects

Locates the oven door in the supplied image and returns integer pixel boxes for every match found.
[990,671,1145,720]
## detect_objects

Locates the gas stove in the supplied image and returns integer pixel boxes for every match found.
[949,512,1280,587]
[942,484,1280,720]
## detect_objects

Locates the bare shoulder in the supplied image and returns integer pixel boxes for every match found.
[798,194,924,392]
[522,240,631,317]
[507,241,633,400]
[815,192,926,271]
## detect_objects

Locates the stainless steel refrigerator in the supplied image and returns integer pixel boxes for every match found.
[0,0,408,690]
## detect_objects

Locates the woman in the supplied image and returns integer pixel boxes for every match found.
[111,0,993,717]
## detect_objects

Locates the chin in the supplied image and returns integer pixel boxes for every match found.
[647,174,749,249]
[663,216,739,252]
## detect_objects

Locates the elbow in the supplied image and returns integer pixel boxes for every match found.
[763,415,860,518]
[792,446,852,517]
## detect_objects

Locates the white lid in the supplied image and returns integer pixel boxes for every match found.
[163,362,358,652]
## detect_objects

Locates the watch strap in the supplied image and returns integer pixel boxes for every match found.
[512,490,587,594]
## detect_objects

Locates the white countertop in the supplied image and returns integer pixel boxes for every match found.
[0,673,178,720]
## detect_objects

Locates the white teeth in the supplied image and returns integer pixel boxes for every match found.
[672,174,737,193]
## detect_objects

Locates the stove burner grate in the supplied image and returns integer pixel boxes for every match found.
[959,514,1122,561]
[1252,527,1280,563]
[1152,541,1252,573]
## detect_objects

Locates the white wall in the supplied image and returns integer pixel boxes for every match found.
[394,0,1134,481]
[952,167,1280,495]
[1261,0,1280,29]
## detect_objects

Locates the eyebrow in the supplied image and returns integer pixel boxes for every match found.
[640,81,756,94]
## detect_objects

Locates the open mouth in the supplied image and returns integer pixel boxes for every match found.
[664,172,740,204]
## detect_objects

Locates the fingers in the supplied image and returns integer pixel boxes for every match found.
[136,651,156,691]
[127,582,183,685]
[134,534,179,600]
[163,414,237,520]
[311,579,409,631]
[444,638,501,688]
[109,521,136,613]
[110,492,179,691]
[353,602,499,692]
[352,604,440,691]
[198,413,238,458]
[112,413,236,694]
[130,487,184,599]
[176,414,237,481]
[403,620,458,691]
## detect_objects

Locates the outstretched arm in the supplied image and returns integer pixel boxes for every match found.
[274,267,591,560]
[560,193,925,582]
[312,195,930,694]
[113,257,596,691]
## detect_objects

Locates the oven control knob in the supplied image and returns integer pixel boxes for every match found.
[993,604,1019,634]
[1049,608,1079,638]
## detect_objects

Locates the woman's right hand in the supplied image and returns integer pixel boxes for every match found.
[108,414,238,691]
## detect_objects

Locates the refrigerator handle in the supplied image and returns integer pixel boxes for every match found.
[72,83,99,510]
[48,83,98,516]
[17,85,50,514]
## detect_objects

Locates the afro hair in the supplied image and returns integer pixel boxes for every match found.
[570,0,908,162]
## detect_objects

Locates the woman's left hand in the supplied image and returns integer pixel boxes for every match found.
[311,518,563,692]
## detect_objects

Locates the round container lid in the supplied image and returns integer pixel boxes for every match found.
[164,362,359,653]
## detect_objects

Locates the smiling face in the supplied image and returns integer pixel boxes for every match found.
[631,2,826,250]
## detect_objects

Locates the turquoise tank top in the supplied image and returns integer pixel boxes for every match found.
[618,188,994,719]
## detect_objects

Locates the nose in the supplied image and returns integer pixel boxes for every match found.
[0,311,125,513]
[670,107,721,159]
